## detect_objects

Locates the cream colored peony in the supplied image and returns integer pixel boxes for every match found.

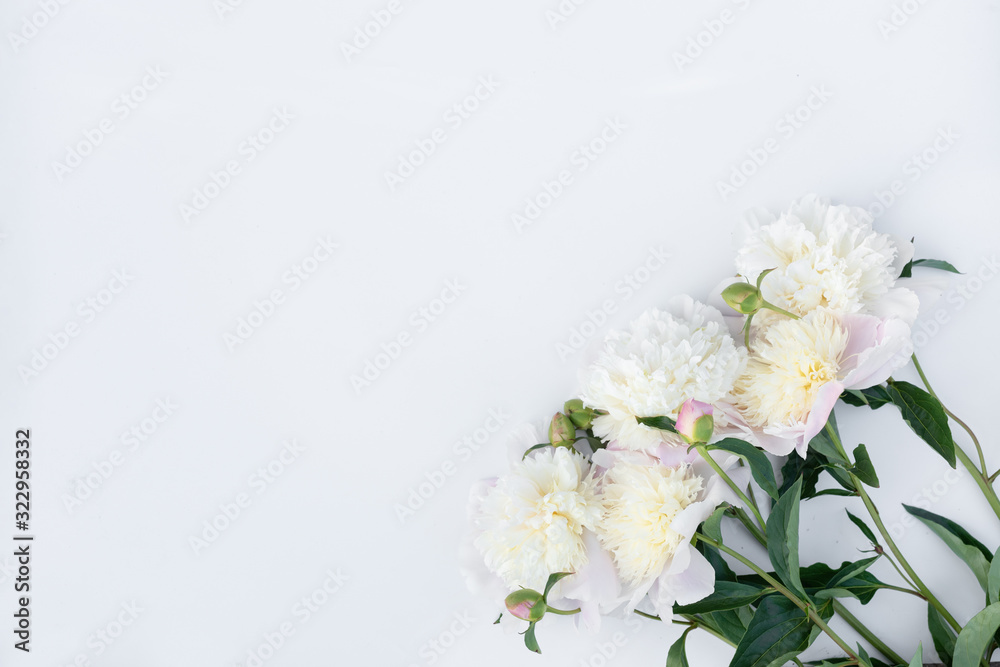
[589,447,745,619]
[471,447,601,591]
[578,296,747,451]
[596,459,704,586]
[735,195,918,325]
[730,309,913,456]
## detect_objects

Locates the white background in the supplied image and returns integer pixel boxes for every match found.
[1,0,999,665]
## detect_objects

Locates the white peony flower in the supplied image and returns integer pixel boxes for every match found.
[578,296,747,451]
[735,195,919,325]
[471,447,601,592]
[596,459,704,586]
[589,447,745,619]
[731,309,913,456]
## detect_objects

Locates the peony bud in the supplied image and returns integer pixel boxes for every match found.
[721,281,764,315]
[505,588,547,622]
[675,399,714,445]
[563,399,596,430]
[549,412,576,446]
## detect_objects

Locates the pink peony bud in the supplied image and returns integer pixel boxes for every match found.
[548,412,576,446]
[675,399,714,444]
[504,589,547,622]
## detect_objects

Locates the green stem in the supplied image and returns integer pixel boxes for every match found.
[761,301,801,320]
[880,583,926,600]
[695,534,860,662]
[696,445,767,532]
[830,600,906,665]
[731,506,768,545]
[908,355,1000,522]
[825,423,963,634]
[546,607,580,616]
[912,354,988,474]
[729,503,907,658]
[632,610,737,648]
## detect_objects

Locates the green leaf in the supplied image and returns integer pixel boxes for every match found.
[850,444,880,488]
[807,417,850,466]
[828,556,881,588]
[637,415,678,433]
[702,504,728,544]
[989,545,1000,604]
[885,380,957,467]
[674,582,768,614]
[766,478,807,598]
[900,258,962,278]
[523,622,541,653]
[543,572,572,598]
[666,626,693,667]
[703,607,753,644]
[522,443,552,459]
[708,437,779,500]
[906,644,923,667]
[856,644,874,667]
[812,489,856,498]
[840,386,893,410]
[729,596,814,667]
[904,505,991,591]
[779,448,825,500]
[928,604,957,667]
[846,511,879,545]
[698,540,737,582]
[798,562,887,605]
[953,602,1000,667]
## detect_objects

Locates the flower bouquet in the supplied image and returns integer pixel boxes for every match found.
[461,195,999,666]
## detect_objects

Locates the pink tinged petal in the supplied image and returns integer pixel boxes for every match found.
[656,443,699,468]
[670,501,717,548]
[652,545,716,612]
[558,530,622,633]
[714,403,793,456]
[841,318,913,389]
[802,381,844,455]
